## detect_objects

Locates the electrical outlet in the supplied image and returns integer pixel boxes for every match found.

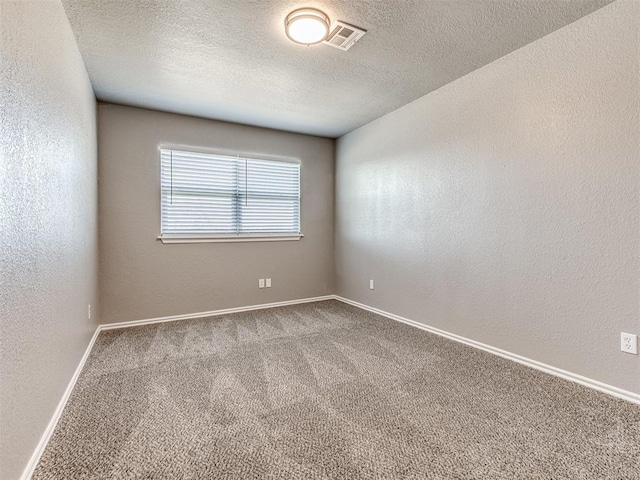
[258,279,265,289]
[88,304,91,320]
[369,279,374,290]
[621,333,637,355]
[266,278,271,288]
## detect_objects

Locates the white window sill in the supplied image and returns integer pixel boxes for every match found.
[157,233,304,244]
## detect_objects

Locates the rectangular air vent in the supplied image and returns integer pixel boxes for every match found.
[322,21,366,51]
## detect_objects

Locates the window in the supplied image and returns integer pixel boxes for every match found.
[159,149,301,243]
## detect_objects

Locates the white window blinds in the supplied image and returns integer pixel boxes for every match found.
[160,149,300,238]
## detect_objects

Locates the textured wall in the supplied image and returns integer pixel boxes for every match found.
[98,104,334,324]
[0,1,99,478]
[335,0,639,394]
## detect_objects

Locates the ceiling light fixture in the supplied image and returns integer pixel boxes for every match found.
[285,8,330,46]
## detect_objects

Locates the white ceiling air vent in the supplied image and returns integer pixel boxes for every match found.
[322,21,366,51]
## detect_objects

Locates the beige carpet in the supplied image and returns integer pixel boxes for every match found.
[34,300,639,479]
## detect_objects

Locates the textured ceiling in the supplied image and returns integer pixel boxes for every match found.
[62,0,613,138]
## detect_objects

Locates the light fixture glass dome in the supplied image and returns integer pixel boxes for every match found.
[285,8,330,45]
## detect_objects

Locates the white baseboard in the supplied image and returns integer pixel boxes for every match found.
[334,296,640,405]
[20,326,102,480]
[100,295,336,330]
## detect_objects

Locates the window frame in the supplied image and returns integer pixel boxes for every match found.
[157,146,303,244]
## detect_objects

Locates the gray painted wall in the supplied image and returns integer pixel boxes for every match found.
[98,104,335,324]
[335,0,639,394]
[0,1,99,478]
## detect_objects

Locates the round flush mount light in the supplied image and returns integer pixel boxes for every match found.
[285,8,330,45]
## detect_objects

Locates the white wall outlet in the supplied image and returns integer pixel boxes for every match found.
[88,304,91,320]
[369,279,374,290]
[258,279,265,289]
[621,332,637,355]
[266,278,271,288]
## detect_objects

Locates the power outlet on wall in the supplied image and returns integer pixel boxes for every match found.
[369,279,375,290]
[258,279,265,289]
[88,304,91,320]
[621,333,637,355]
